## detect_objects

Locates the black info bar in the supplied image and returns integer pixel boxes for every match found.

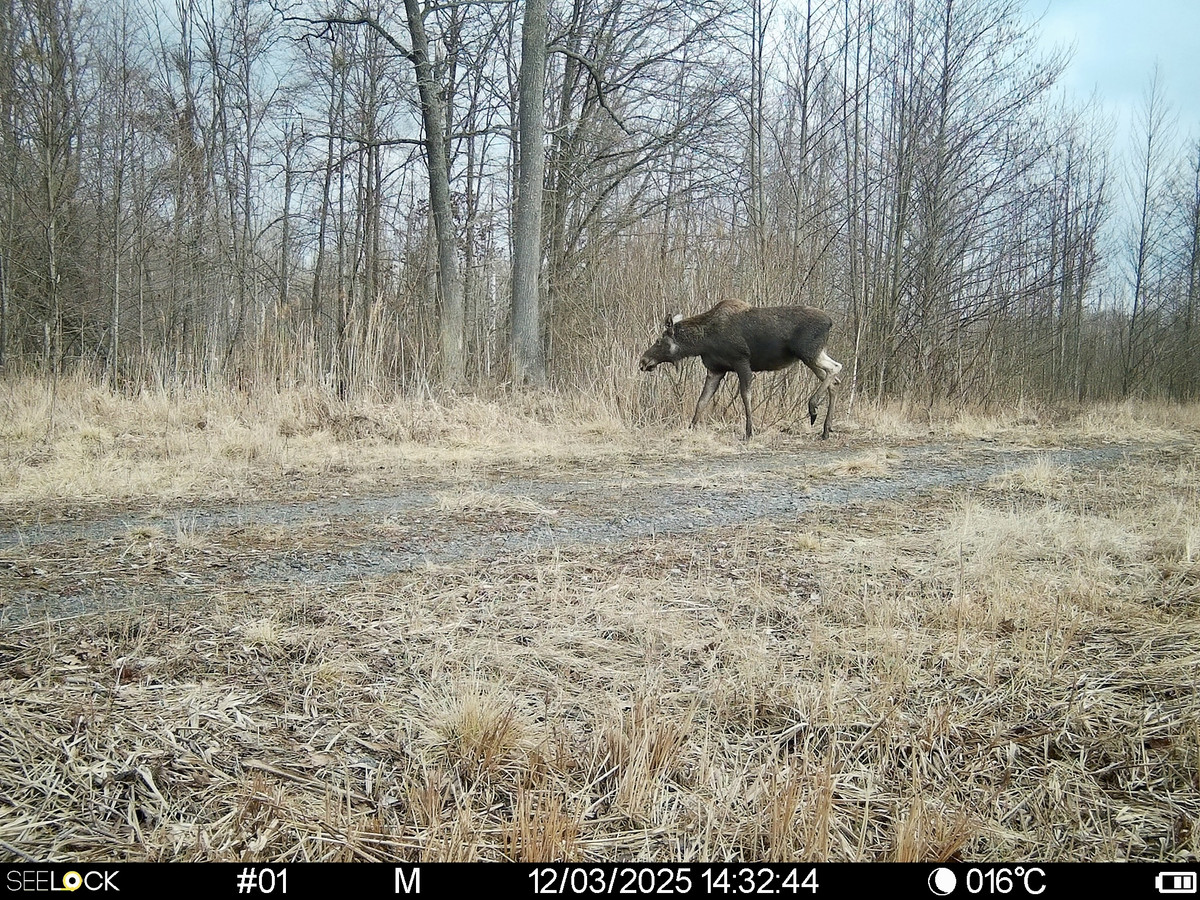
[1,863,1194,899]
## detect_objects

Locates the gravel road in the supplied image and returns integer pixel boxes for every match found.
[0,441,1130,625]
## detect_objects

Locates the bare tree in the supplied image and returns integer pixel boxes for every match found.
[1045,100,1109,400]
[509,0,548,385]
[1123,67,1174,395]
[0,0,17,370]
[1163,136,1200,398]
[402,0,465,384]
[16,0,82,373]
[543,0,739,301]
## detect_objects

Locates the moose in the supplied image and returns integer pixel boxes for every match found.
[639,299,843,440]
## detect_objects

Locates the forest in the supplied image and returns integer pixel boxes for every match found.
[1,0,1198,406]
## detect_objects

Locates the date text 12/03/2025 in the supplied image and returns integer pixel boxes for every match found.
[529,866,819,895]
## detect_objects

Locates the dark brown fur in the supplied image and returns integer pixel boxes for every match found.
[639,300,843,439]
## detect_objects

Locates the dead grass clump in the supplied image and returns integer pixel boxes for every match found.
[414,679,537,784]
[2,375,685,509]
[758,759,837,861]
[848,396,1200,449]
[891,798,975,862]
[847,400,929,441]
[844,397,1045,443]
[597,699,692,825]
[987,455,1074,500]
[706,647,801,734]
[944,401,1047,442]
[946,497,1149,618]
[501,791,582,862]
[1073,400,1200,443]
[806,448,897,479]
[433,489,556,521]
[238,619,289,659]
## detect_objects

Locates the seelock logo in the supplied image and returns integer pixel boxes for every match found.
[6,871,119,893]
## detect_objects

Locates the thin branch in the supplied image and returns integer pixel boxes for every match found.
[546,44,631,136]
[278,8,414,62]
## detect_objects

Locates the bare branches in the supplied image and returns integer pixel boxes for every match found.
[546,43,631,136]
[280,7,414,61]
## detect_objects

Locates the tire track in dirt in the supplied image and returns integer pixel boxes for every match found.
[1,442,1131,625]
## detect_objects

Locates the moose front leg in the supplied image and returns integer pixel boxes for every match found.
[691,371,726,427]
[820,382,836,439]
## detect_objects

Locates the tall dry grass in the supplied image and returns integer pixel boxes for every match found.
[0,372,642,507]
[5,371,1198,512]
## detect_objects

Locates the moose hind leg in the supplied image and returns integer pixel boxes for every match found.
[736,365,754,439]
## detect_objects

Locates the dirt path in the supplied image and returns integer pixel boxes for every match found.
[0,441,1132,625]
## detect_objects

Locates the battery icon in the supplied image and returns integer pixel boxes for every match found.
[1157,873,1197,894]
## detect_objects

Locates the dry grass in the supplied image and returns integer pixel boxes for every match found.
[805,448,898,479]
[851,396,1200,449]
[985,455,1074,499]
[2,377,1199,862]
[4,375,1199,512]
[0,374,653,509]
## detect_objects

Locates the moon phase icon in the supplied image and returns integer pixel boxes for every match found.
[928,868,957,896]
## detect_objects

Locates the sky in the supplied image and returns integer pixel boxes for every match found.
[1032,0,1200,156]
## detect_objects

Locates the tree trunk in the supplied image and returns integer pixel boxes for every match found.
[510,0,549,385]
[404,0,465,386]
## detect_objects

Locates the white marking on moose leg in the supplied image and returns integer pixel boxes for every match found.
[816,350,843,384]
